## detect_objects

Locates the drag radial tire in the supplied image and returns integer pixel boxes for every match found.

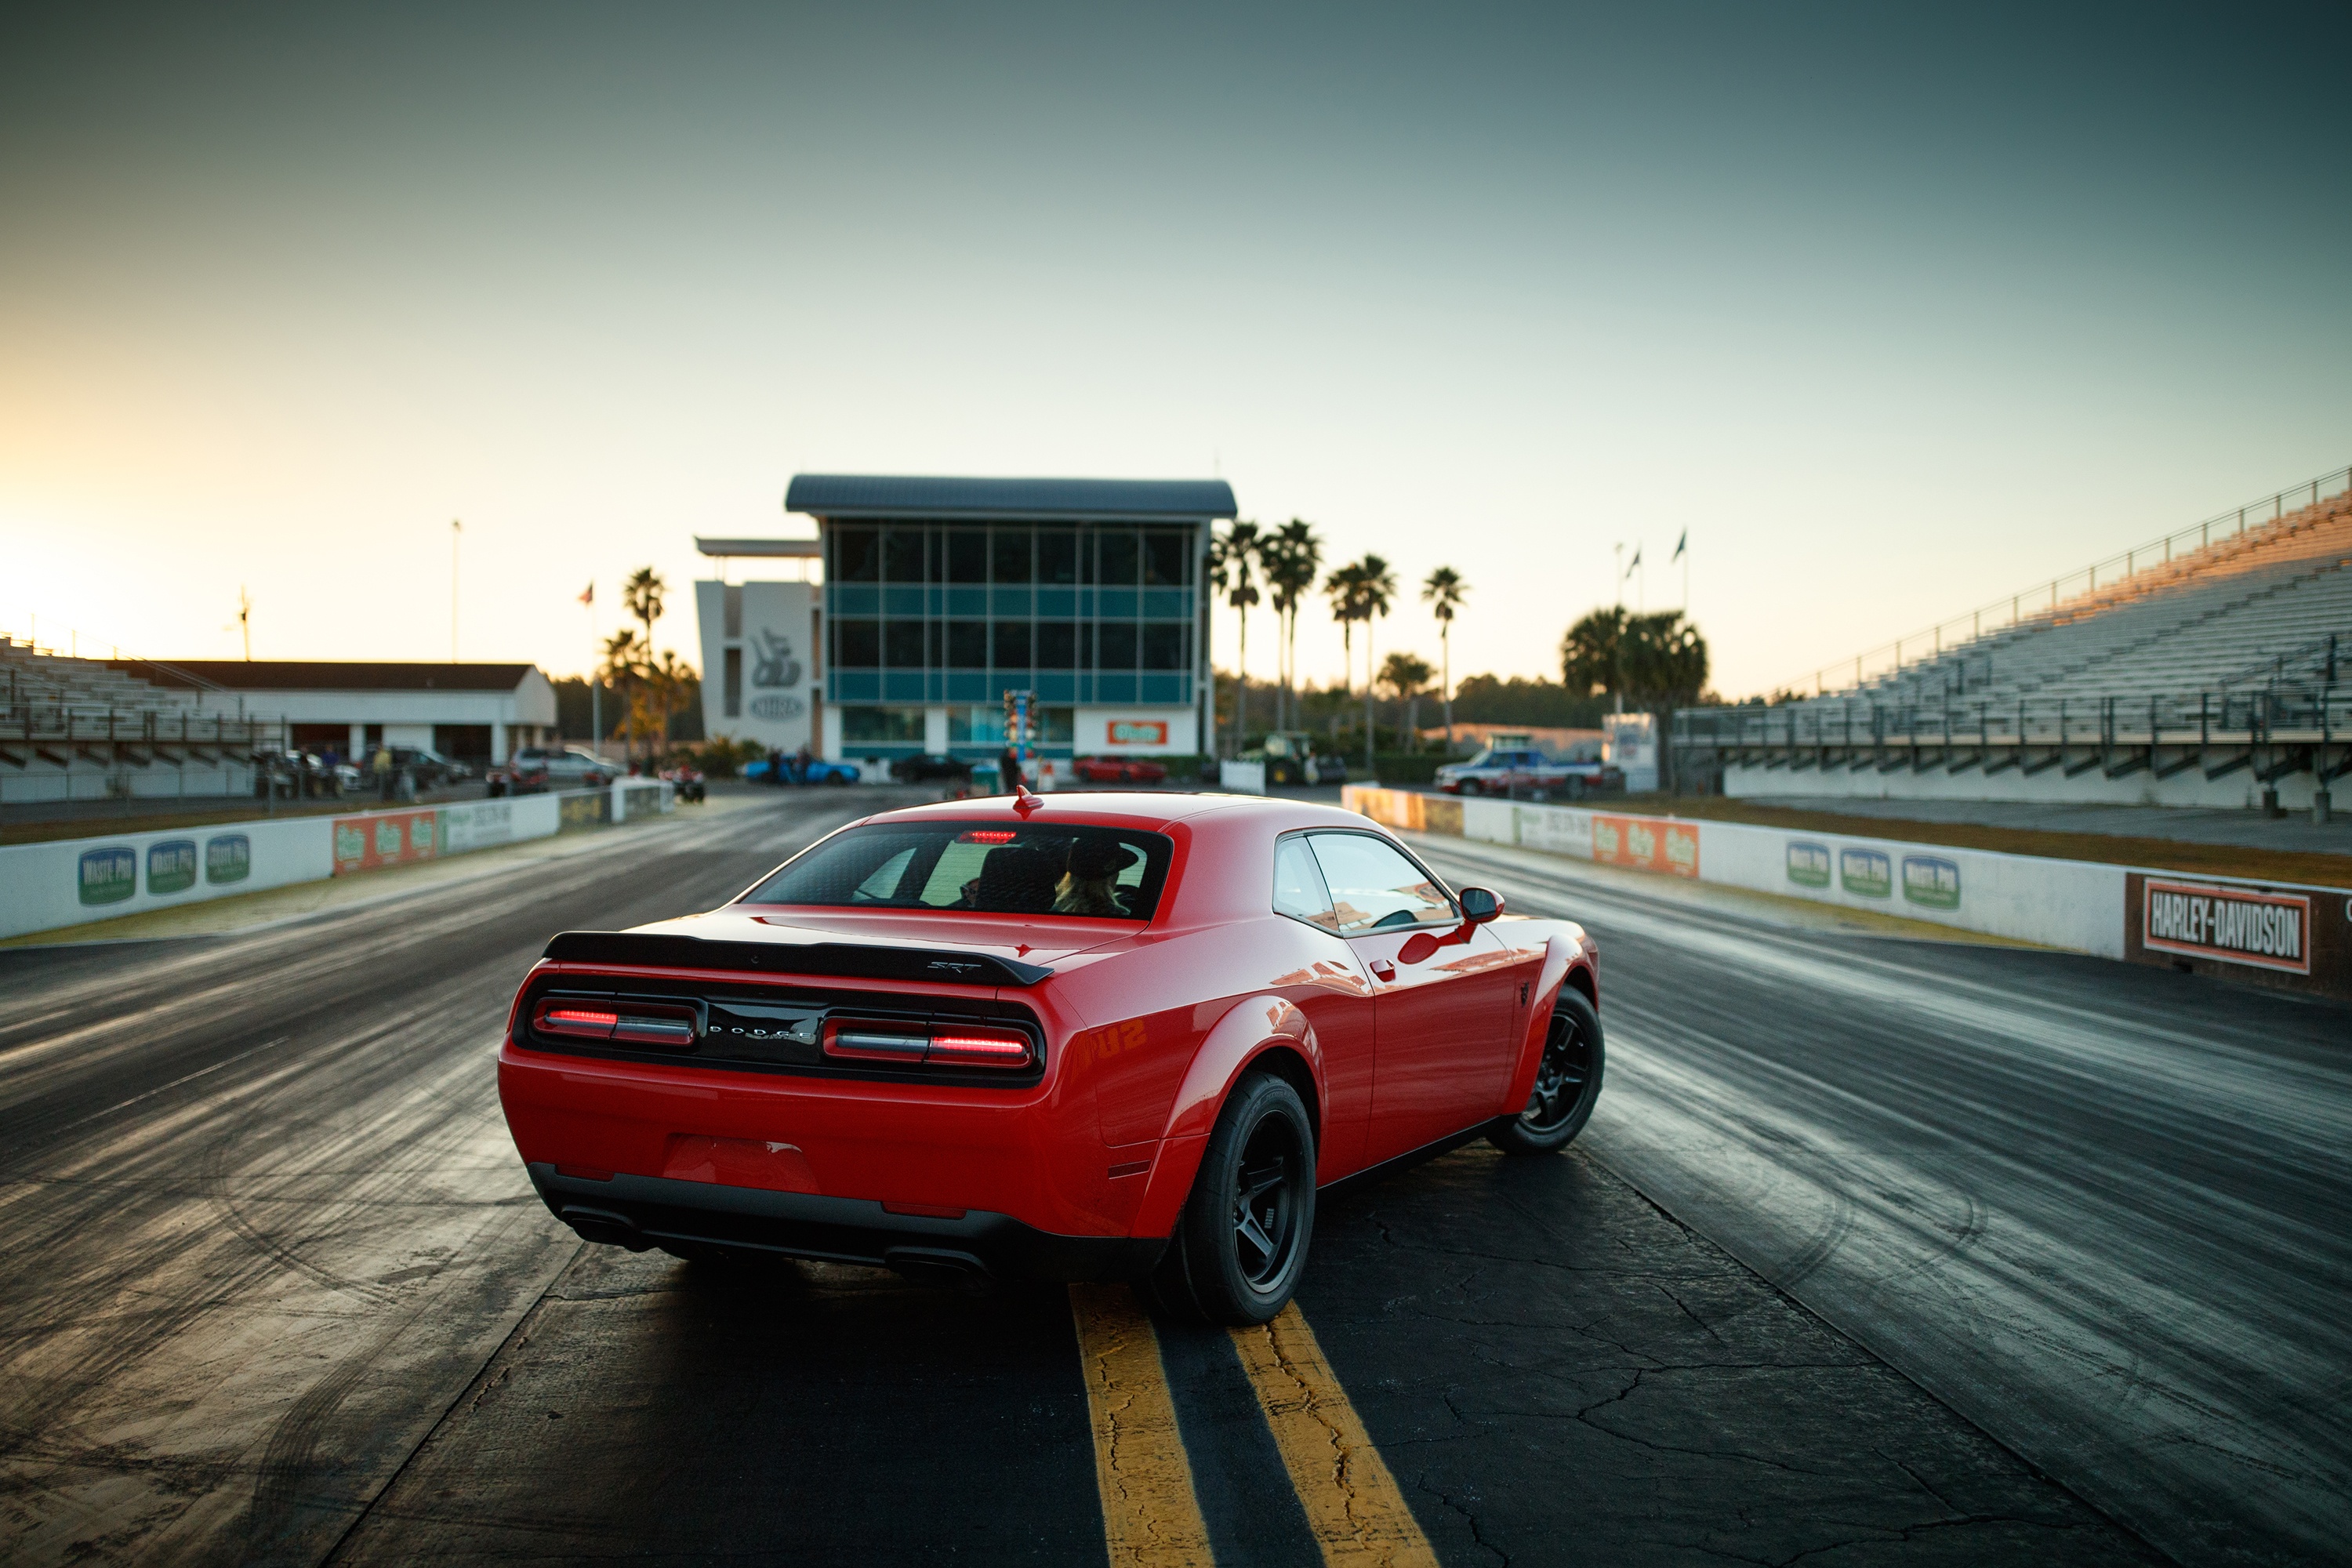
[1488,987,1606,1156]
[1142,1072,1316,1325]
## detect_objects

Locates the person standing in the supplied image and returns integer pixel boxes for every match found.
[372,741,395,802]
[997,742,1023,795]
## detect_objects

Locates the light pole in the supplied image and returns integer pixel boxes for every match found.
[450,519,463,661]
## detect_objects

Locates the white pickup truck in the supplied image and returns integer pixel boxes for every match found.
[1434,746,1622,798]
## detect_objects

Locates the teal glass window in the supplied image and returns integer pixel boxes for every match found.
[992,529,1032,583]
[841,706,925,743]
[947,531,987,583]
[835,619,880,666]
[833,528,880,583]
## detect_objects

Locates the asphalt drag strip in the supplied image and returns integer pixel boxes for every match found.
[1410,831,2352,1565]
[0,793,2187,1566]
[326,1144,2148,1568]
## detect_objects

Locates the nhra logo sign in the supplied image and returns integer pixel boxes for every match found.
[2143,879,2310,975]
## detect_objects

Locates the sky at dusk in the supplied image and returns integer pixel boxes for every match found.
[4,2,2348,699]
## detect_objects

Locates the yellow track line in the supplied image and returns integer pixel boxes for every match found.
[1229,1304,1440,1567]
[1070,1283,1218,1567]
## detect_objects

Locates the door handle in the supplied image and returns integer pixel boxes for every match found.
[1369,959,1396,981]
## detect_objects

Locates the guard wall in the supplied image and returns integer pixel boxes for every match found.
[0,782,671,942]
[1343,786,2352,1000]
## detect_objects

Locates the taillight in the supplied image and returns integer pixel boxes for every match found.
[822,1019,1036,1071]
[533,998,698,1049]
[925,1027,1036,1067]
[539,1006,619,1040]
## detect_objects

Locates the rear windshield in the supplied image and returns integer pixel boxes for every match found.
[744,822,1174,920]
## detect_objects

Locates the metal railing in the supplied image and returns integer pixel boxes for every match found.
[0,706,281,750]
[1778,463,2352,699]
[1675,686,2349,757]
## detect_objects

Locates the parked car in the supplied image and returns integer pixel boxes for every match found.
[390,745,472,789]
[498,793,1602,1323]
[1436,748,1621,798]
[252,748,344,799]
[1072,755,1168,785]
[745,754,861,786]
[489,747,617,797]
[890,753,975,784]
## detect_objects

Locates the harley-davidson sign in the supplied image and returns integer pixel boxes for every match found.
[2142,878,2310,975]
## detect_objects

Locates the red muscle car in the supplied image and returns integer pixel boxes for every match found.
[1070,754,1168,784]
[496,792,1602,1323]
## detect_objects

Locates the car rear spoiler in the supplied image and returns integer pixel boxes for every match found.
[540,931,1054,987]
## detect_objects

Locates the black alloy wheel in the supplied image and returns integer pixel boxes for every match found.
[1143,1072,1315,1324]
[1488,987,1605,1156]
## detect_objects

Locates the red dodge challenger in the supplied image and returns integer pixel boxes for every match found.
[497,791,1602,1323]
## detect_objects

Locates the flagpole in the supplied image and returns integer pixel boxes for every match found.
[584,582,600,760]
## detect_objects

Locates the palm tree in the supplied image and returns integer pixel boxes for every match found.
[599,627,647,765]
[1421,566,1468,752]
[622,566,666,653]
[1377,652,1434,749]
[1263,520,1323,731]
[1323,561,1367,726]
[1210,521,1263,750]
[1353,555,1397,770]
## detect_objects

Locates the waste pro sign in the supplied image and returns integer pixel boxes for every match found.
[2141,878,2311,975]
[1592,814,1699,879]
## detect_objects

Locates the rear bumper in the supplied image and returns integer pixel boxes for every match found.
[528,1162,1167,1284]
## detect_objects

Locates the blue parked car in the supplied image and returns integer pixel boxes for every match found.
[744,754,861,786]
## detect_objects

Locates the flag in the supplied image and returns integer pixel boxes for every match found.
[579,582,593,606]
[1672,530,1686,562]
[1624,546,1642,578]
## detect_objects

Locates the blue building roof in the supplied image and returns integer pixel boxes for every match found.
[785,474,1236,522]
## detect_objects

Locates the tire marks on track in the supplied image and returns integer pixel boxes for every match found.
[0,795,865,1567]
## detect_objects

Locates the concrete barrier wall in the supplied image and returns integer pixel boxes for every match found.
[1346,785,2127,957]
[0,788,613,942]
[0,817,336,939]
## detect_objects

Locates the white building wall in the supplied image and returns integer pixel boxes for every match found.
[695,579,818,756]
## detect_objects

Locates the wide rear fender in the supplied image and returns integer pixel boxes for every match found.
[1124,994,1323,1240]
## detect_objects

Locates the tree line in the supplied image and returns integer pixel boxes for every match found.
[1210,518,1711,755]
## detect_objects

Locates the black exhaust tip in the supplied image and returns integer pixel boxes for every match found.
[562,1207,653,1251]
[884,1246,994,1291]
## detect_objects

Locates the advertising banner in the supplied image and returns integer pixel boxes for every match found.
[1593,813,1700,879]
[1,817,336,939]
[332,808,438,875]
[2140,878,2313,975]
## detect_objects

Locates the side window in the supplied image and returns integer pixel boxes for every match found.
[1306,833,1456,934]
[1272,835,1340,931]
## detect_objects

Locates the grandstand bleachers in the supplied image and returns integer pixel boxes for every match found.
[1677,474,2352,814]
[1,640,274,806]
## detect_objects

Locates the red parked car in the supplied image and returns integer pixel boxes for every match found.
[1071,754,1168,785]
[496,793,1602,1323]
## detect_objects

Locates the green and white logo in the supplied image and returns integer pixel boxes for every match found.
[1840,847,1893,898]
[1786,840,1831,888]
[375,819,403,858]
[205,833,251,884]
[1901,855,1961,910]
[147,839,198,895]
[78,846,137,906]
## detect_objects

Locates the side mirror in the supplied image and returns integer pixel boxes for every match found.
[1459,887,1503,924]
